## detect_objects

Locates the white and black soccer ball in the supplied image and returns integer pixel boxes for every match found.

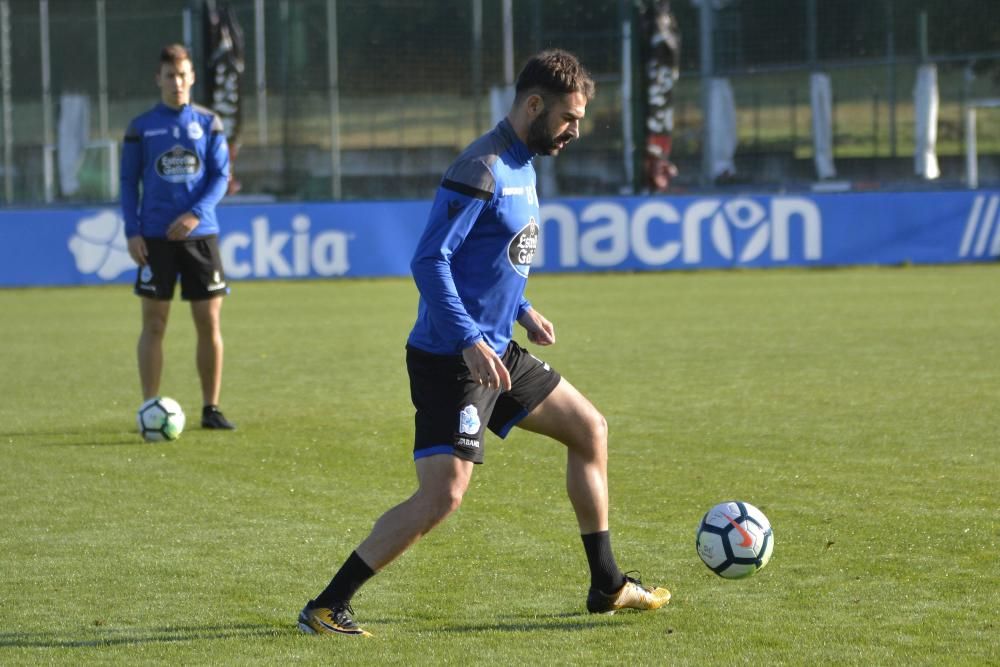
[136,397,186,442]
[696,500,773,579]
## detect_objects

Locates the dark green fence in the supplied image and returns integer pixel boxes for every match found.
[1,0,999,205]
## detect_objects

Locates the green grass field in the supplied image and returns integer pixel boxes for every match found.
[1,266,997,665]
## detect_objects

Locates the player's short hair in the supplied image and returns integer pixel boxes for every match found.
[159,43,192,69]
[514,49,595,103]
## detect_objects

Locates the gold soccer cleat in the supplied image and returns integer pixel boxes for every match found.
[586,574,671,614]
[297,601,372,637]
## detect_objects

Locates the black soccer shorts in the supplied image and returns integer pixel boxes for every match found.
[134,236,229,301]
[406,340,562,464]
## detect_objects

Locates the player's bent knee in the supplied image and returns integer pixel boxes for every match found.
[571,410,608,461]
[418,486,465,522]
[583,409,608,444]
[439,487,465,516]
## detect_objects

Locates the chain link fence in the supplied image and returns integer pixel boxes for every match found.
[1,0,999,206]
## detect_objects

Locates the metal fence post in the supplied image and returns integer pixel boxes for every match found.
[40,0,54,203]
[699,0,715,186]
[620,0,634,194]
[255,0,267,146]
[0,0,11,204]
[327,0,341,200]
[96,0,107,140]
[965,105,977,189]
[885,0,897,158]
[502,0,513,86]
[471,0,483,136]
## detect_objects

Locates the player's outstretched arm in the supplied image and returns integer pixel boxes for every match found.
[517,307,555,346]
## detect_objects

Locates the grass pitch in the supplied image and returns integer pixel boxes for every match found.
[1,266,997,665]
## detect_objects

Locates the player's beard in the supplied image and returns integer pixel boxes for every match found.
[525,110,573,156]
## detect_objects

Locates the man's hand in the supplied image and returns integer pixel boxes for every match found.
[166,212,200,240]
[462,340,512,392]
[518,308,555,346]
[127,236,148,266]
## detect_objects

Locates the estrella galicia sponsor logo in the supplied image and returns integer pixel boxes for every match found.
[156,145,202,183]
[958,194,1000,258]
[535,196,822,269]
[67,209,135,280]
[458,404,481,435]
[508,219,539,277]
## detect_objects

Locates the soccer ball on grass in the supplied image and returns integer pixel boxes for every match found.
[696,500,773,579]
[137,397,186,442]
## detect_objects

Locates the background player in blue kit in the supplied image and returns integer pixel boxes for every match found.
[121,44,235,430]
[298,49,670,638]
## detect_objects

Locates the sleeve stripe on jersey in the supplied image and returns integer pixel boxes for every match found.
[441,178,492,201]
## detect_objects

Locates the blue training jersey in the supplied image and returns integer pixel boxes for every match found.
[408,119,540,356]
[120,103,229,239]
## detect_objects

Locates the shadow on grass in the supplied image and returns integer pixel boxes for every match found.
[37,439,143,447]
[435,611,616,634]
[0,623,285,649]
[2,430,140,446]
[5,430,243,446]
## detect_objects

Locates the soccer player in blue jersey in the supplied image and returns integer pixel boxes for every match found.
[121,44,235,430]
[299,49,669,637]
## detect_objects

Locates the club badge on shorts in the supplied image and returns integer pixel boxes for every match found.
[458,404,481,435]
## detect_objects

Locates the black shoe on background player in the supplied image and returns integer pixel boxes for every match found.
[201,405,236,430]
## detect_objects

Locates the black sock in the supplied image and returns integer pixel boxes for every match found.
[203,405,218,414]
[313,551,376,607]
[581,531,625,594]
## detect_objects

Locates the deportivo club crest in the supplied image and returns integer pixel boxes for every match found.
[458,405,481,435]
[508,219,538,278]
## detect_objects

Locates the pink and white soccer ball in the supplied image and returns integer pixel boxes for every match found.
[696,500,774,579]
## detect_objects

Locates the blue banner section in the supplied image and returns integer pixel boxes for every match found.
[1,191,997,287]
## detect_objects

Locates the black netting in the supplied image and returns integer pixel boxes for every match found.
[1,0,1000,204]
